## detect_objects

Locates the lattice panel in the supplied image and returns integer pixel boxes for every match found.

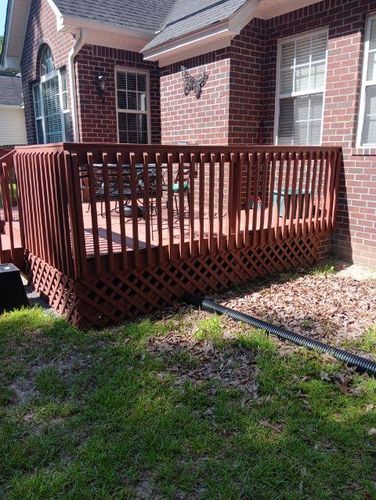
[74,233,323,329]
[27,254,78,322]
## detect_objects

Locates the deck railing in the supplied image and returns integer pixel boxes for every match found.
[12,144,341,280]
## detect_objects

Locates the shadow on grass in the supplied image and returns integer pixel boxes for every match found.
[0,308,376,498]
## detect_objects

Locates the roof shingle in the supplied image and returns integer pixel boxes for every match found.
[0,75,23,106]
[53,0,176,32]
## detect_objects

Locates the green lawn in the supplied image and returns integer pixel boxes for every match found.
[0,308,375,499]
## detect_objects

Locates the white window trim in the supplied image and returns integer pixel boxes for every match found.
[274,27,329,146]
[33,68,68,144]
[357,13,376,148]
[115,66,151,144]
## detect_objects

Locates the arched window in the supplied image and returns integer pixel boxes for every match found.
[32,45,70,144]
[40,45,55,76]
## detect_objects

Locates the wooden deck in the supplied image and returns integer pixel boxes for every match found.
[0,143,341,328]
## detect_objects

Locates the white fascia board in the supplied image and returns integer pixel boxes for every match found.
[143,22,233,64]
[1,56,21,72]
[59,15,154,41]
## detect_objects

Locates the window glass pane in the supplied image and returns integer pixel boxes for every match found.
[280,69,294,94]
[137,74,147,92]
[33,85,42,117]
[278,98,294,144]
[294,121,308,144]
[42,76,63,143]
[118,112,148,144]
[367,51,376,82]
[310,94,323,119]
[361,85,376,145]
[117,91,127,109]
[40,46,55,76]
[295,96,309,121]
[370,19,376,51]
[296,38,311,65]
[117,73,127,90]
[138,92,147,111]
[281,42,294,67]
[311,32,327,62]
[309,120,322,145]
[295,66,310,92]
[36,119,44,144]
[127,73,137,91]
[310,62,326,90]
[127,92,137,110]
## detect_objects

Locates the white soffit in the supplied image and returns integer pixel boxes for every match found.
[255,0,322,19]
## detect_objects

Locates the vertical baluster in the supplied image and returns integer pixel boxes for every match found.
[209,153,215,253]
[267,151,277,244]
[155,153,164,263]
[218,153,225,252]
[281,152,291,239]
[178,153,185,258]
[143,152,152,265]
[308,151,318,235]
[315,150,324,232]
[275,152,284,242]
[244,153,252,246]
[87,152,102,274]
[330,149,341,230]
[189,152,195,256]
[326,149,337,231]
[321,150,330,232]
[167,153,174,259]
[199,153,205,254]
[116,152,128,270]
[288,152,299,237]
[302,151,311,238]
[259,151,269,245]
[251,152,260,246]
[235,153,243,248]
[102,152,114,272]
[129,152,140,267]
[296,151,306,239]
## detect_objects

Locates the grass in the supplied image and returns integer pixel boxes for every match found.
[1,308,376,499]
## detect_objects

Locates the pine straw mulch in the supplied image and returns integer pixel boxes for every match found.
[213,264,376,350]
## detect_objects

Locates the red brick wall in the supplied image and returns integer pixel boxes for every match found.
[228,18,266,145]
[75,45,161,143]
[21,0,75,144]
[160,53,231,145]
[262,0,376,266]
[159,18,266,145]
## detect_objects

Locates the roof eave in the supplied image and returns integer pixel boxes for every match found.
[142,0,259,66]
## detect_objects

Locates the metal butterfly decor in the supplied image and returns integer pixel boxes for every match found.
[181,66,209,99]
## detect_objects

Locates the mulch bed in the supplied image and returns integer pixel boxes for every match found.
[213,268,376,350]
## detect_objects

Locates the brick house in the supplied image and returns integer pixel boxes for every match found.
[1,0,376,266]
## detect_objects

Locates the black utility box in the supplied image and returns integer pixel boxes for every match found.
[0,263,29,313]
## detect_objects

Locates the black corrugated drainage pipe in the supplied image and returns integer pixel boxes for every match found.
[183,294,376,377]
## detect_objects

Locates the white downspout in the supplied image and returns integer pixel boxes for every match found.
[67,29,85,142]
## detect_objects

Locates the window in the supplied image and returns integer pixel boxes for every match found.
[275,30,328,145]
[358,16,376,147]
[33,46,70,144]
[116,69,149,144]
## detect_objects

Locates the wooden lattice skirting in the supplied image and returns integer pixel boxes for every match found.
[27,232,330,329]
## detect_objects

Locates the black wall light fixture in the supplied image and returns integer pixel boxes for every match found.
[96,74,106,102]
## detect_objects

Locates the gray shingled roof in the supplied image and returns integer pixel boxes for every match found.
[143,0,249,51]
[0,75,23,106]
[53,0,248,49]
[53,0,176,32]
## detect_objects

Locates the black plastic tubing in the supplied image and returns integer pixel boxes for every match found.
[183,294,376,377]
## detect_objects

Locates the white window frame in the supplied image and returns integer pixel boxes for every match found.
[115,66,151,144]
[357,14,376,148]
[274,28,329,146]
[33,68,67,144]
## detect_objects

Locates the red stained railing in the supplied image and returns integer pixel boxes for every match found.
[11,143,341,279]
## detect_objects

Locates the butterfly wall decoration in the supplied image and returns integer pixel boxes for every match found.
[181,66,209,99]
